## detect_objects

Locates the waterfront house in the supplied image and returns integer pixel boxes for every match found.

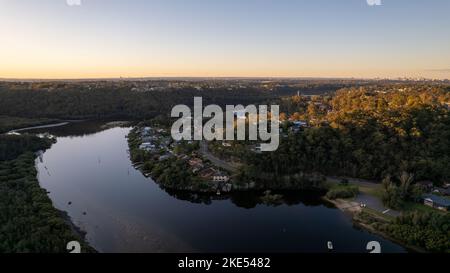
[422,194,450,211]
[198,167,217,180]
[213,173,230,183]
[139,142,156,151]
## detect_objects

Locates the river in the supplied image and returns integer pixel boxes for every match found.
[29,121,406,253]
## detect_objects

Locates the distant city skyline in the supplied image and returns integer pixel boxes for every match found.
[1,0,449,79]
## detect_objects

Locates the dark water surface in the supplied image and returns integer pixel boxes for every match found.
[32,122,406,253]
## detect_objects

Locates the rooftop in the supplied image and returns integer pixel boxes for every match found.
[423,194,450,207]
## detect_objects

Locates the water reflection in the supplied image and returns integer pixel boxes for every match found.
[164,189,332,209]
[31,121,406,253]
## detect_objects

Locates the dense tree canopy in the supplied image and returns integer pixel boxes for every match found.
[244,85,450,184]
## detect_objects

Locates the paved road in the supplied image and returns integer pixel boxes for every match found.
[354,193,401,217]
[199,141,238,173]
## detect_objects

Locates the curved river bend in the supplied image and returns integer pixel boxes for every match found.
[31,122,406,253]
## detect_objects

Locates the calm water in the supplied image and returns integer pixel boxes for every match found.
[32,122,406,253]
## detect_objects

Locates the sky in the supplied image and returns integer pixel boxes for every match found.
[0,0,449,79]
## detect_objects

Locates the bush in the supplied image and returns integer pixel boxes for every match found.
[377,211,450,252]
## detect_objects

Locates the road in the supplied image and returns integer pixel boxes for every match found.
[199,141,238,173]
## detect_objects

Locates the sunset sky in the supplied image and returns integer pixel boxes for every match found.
[1,0,449,79]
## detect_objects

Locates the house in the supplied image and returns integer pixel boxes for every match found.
[422,194,450,211]
[293,121,308,127]
[142,127,152,136]
[290,120,309,133]
[213,173,230,183]
[188,158,205,173]
[188,158,204,168]
[158,154,172,161]
[433,188,450,196]
[142,136,157,143]
[198,167,217,180]
[139,142,156,151]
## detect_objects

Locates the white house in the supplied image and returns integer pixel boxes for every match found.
[139,142,156,151]
[213,174,230,183]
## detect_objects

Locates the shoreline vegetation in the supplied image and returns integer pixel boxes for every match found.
[323,197,426,253]
[0,133,94,253]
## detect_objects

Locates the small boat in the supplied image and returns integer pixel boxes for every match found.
[327,241,334,251]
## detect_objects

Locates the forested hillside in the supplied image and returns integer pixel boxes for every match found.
[243,85,450,183]
[0,86,275,120]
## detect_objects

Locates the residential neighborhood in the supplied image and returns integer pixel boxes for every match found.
[130,125,231,193]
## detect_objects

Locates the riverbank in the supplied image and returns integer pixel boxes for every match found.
[2,124,98,252]
[0,142,95,253]
[323,196,428,253]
